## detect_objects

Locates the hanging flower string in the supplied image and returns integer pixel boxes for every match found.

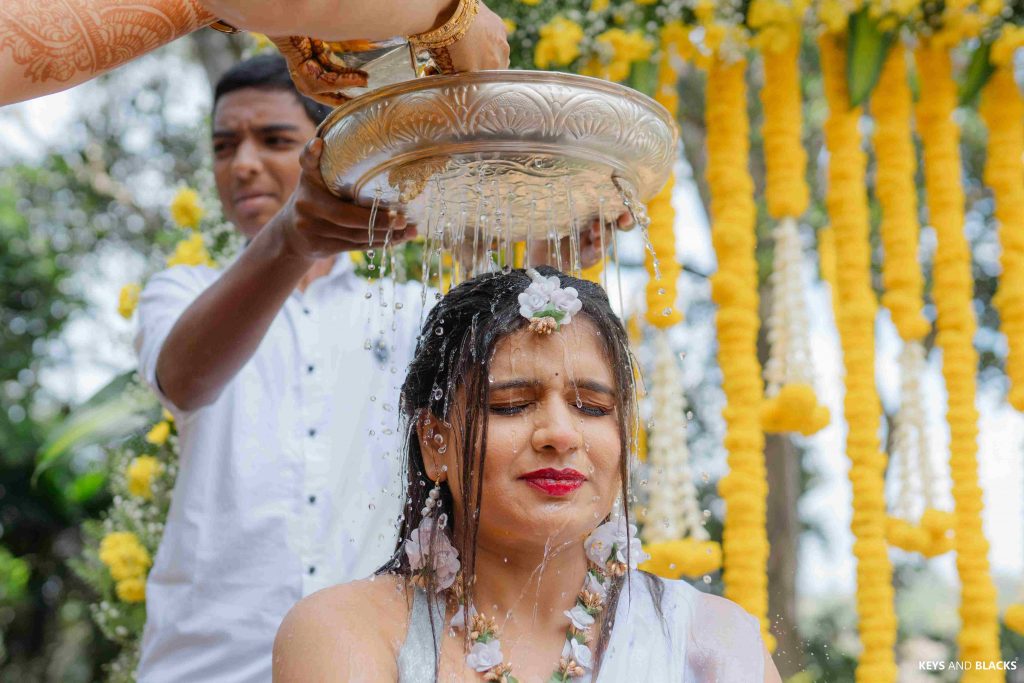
[980,63,1024,413]
[639,332,722,579]
[914,41,1003,674]
[757,24,829,436]
[644,43,682,329]
[871,43,953,557]
[819,33,898,682]
[705,55,773,651]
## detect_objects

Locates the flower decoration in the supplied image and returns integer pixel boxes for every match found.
[145,421,171,446]
[518,269,582,333]
[405,513,460,592]
[169,187,205,230]
[118,283,141,319]
[127,455,163,500]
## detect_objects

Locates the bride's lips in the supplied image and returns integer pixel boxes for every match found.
[519,468,586,496]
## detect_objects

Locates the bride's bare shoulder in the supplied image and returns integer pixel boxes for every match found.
[273,574,413,682]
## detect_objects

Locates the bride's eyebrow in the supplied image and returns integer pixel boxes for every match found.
[570,379,615,396]
[489,379,539,392]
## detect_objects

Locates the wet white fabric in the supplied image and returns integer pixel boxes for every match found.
[397,571,767,682]
[134,255,427,683]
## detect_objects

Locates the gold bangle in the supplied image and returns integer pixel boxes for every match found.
[408,0,478,51]
[208,19,241,34]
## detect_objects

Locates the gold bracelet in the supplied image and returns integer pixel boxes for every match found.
[208,19,241,34]
[408,0,478,51]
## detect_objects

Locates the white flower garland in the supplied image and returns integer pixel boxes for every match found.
[765,217,815,393]
[641,331,707,544]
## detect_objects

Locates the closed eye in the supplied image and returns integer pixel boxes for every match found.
[576,403,611,417]
[489,403,530,416]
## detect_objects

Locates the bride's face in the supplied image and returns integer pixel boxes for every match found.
[428,316,623,553]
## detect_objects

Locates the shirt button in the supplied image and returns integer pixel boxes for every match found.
[308,566,316,575]
[307,364,315,374]
[308,428,317,438]
[308,494,316,504]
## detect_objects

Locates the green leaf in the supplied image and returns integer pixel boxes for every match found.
[34,372,158,483]
[846,8,895,107]
[628,59,658,97]
[65,470,109,504]
[958,40,995,106]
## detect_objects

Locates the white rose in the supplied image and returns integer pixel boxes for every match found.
[549,286,582,323]
[466,639,503,672]
[561,638,594,671]
[565,604,595,630]
[584,571,607,597]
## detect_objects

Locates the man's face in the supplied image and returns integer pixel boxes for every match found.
[212,88,317,238]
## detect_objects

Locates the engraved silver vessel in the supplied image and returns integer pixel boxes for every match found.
[318,70,678,243]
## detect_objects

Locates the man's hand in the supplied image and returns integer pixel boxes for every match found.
[529,212,634,270]
[444,0,510,72]
[272,138,416,260]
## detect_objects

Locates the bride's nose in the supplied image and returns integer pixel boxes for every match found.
[530,399,583,456]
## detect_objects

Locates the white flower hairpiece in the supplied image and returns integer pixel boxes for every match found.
[517,269,583,334]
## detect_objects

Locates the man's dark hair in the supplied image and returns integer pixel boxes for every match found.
[213,54,332,126]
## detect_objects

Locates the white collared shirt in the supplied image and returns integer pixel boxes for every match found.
[134,255,427,682]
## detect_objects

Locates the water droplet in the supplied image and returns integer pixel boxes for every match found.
[657,288,665,295]
[364,340,372,350]
[395,302,404,310]
[435,326,444,336]
[370,395,377,402]
[433,434,444,445]
[364,292,372,299]
[662,308,671,316]
[702,575,712,584]
[441,464,448,472]
[368,503,376,510]
[702,509,711,519]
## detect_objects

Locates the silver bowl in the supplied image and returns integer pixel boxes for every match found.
[318,70,677,244]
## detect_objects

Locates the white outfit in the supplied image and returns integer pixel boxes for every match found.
[135,255,426,683]
[398,571,767,682]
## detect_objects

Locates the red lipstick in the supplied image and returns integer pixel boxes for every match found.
[519,468,586,496]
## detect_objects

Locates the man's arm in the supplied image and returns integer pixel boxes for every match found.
[0,0,213,106]
[155,139,413,411]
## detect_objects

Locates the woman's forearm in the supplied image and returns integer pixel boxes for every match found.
[0,0,214,106]
[198,0,454,41]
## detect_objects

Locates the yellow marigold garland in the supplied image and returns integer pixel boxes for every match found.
[758,32,829,435]
[645,46,682,328]
[872,44,930,343]
[819,34,898,682]
[914,42,1002,675]
[704,56,773,651]
[1006,604,1024,636]
[980,64,1024,412]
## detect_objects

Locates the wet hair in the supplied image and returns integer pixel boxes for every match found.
[212,54,332,126]
[380,266,661,677]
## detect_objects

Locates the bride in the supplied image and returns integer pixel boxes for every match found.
[273,266,782,682]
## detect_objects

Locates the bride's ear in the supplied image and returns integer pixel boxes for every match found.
[416,410,453,482]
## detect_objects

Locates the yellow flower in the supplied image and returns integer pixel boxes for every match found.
[916,42,1001,668]
[820,35,898,678]
[166,232,215,268]
[162,408,174,423]
[641,539,722,579]
[760,384,831,435]
[596,28,654,65]
[992,25,1024,67]
[502,17,516,34]
[145,421,171,446]
[117,283,141,319]
[1006,604,1024,636]
[589,0,610,10]
[519,0,540,4]
[127,455,163,500]
[169,187,204,230]
[115,577,147,603]
[981,65,1024,411]
[873,44,930,343]
[533,16,585,69]
[98,532,152,582]
[705,56,772,652]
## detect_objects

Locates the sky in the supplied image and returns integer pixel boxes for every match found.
[1,54,1021,608]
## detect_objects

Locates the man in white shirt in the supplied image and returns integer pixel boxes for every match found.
[134,54,423,682]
